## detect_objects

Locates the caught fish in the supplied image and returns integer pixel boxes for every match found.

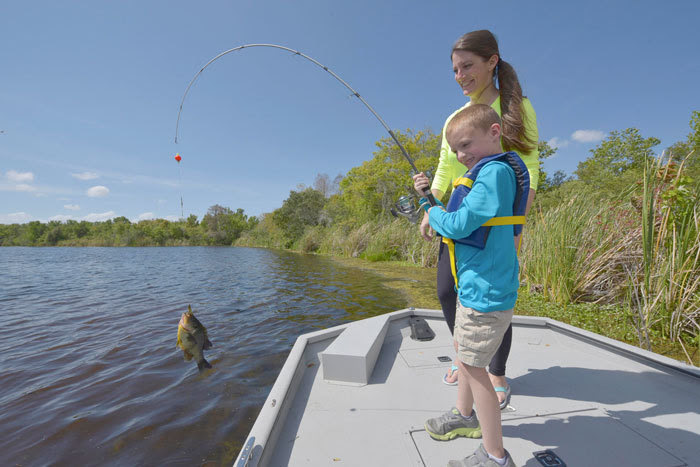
[176,305,213,371]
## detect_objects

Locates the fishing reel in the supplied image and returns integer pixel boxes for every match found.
[390,193,422,224]
[390,171,433,224]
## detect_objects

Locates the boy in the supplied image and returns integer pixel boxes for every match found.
[413,104,529,467]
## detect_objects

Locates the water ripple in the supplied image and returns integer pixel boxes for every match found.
[0,247,406,465]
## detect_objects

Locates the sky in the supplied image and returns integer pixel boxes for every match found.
[2,0,699,224]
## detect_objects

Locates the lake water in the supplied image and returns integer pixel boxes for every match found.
[1,247,407,466]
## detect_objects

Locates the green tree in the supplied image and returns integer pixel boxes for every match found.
[666,110,700,179]
[45,221,66,245]
[336,129,440,223]
[273,188,327,246]
[201,205,252,245]
[25,221,46,245]
[536,140,558,192]
[575,128,660,186]
[186,214,198,228]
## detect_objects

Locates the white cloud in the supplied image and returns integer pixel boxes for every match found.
[548,137,569,150]
[50,214,75,222]
[571,129,605,143]
[64,204,81,211]
[83,211,117,222]
[86,185,110,197]
[71,171,99,180]
[138,212,155,221]
[14,184,36,192]
[0,212,32,223]
[6,170,35,183]
[164,215,180,222]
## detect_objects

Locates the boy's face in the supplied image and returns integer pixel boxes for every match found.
[447,123,502,169]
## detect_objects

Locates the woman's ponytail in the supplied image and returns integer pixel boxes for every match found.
[497,59,536,153]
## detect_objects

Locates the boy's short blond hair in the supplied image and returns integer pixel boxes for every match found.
[446,104,501,140]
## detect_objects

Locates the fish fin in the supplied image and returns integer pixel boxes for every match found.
[203,338,213,350]
[197,358,212,371]
[183,350,193,361]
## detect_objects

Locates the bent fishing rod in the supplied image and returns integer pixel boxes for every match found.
[174,43,438,209]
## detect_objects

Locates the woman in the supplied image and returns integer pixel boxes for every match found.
[418,30,539,408]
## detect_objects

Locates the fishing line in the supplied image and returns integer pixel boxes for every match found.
[174,43,437,206]
[174,153,184,219]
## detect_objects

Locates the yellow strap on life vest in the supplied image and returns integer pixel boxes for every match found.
[453,177,474,188]
[482,215,526,226]
[442,216,526,290]
[442,237,459,291]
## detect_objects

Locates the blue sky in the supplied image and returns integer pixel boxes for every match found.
[2,0,699,224]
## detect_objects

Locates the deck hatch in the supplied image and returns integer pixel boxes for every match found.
[408,409,687,467]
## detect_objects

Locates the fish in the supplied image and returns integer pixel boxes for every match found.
[176,305,213,371]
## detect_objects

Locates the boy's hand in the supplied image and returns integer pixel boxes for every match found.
[419,197,443,213]
[419,212,433,241]
[412,172,430,195]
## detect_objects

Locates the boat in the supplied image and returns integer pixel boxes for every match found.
[234,308,700,466]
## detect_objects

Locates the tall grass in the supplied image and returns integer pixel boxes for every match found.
[315,218,439,266]
[522,156,699,362]
[521,194,608,304]
[627,156,700,356]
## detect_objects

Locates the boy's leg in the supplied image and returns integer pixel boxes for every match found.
[451,304,513,461]
[461,362,505,458]
[455,340,474,415]
[423,339,481,441]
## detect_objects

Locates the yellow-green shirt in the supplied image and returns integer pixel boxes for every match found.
[432,96,540,193]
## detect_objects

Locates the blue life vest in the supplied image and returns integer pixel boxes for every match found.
[441,151,530,290]
[444,151,530,249]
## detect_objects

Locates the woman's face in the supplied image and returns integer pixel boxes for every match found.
[452,50,497,98]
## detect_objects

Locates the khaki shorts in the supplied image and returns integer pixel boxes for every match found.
[454,302,514,368]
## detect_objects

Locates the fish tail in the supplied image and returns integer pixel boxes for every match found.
[197,358,212,371]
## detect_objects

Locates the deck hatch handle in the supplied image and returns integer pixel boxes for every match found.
[533,449,566,466]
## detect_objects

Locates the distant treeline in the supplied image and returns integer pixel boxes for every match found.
[0,205,258,247]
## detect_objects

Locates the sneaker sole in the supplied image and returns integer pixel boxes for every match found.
[425,425,482,441]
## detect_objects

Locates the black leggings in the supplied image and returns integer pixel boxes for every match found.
[437,241,512,377]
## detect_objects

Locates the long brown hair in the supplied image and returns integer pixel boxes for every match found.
[452,30,536,153]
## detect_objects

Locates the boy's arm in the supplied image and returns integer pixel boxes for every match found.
[429,163,515,239]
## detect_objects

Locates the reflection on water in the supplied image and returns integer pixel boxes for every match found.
[0,247,406,465]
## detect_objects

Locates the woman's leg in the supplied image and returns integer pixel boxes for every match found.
[437,241,457,334]
[488,315,512,407]
[488,324,512,377]
[437,241,459,383]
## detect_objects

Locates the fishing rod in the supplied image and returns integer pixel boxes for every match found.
[174,43,438,217]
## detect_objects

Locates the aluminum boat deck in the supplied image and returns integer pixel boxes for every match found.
[235,309,700,467]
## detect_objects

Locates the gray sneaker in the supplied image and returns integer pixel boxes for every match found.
[424,408,482,441]
[448,443,516,467]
